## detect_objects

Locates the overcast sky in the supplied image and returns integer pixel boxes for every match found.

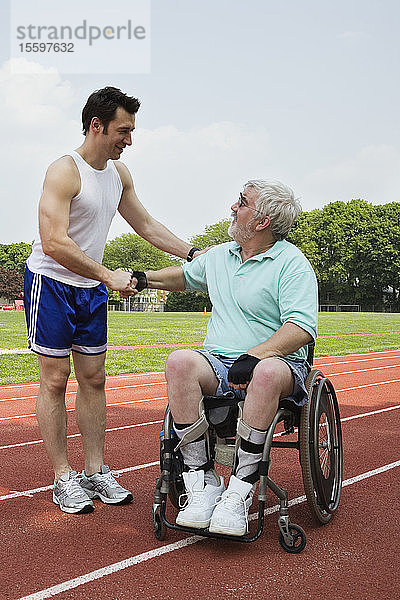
[1,0,399,245]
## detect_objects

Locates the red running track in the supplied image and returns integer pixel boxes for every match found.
[0,350,399,600]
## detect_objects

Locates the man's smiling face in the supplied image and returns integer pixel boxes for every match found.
[101,107,135,160]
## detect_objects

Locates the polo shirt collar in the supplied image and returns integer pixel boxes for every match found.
[228,240,288,261]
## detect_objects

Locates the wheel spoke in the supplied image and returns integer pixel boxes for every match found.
[319,448,330,476]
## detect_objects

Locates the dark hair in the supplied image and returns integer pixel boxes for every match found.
[82,86,141,135]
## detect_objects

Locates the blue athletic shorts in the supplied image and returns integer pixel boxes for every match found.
[24,267,108,358]
[195,349,309,406]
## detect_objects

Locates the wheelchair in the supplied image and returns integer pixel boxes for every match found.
[152,344,343,553]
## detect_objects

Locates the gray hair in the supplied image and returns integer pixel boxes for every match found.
[244,179,302,240]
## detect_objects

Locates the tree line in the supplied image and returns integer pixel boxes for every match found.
[1,200,399,311]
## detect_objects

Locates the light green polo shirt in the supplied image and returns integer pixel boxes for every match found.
[182,240,318,360]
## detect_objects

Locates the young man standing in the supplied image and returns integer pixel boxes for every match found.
[24,87,200,514]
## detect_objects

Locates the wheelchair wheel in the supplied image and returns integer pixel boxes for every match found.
[278,524,307,554]
[153,511,167,541]
[300,369,343,524]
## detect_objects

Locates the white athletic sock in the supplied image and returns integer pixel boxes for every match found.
[179,439,208,470]
[235,422,268,482]
[235,447,263,481]
[174,425,220,486]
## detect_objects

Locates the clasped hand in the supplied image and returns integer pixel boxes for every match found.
[227,353,260,390]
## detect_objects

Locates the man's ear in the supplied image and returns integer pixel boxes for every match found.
[255,215,271,231]
[90,117,103,133]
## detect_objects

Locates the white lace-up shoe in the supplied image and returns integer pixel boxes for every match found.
[209,475,254,536]
[80,465,133,505]
[176,470,225,529]
[53,471,94,514]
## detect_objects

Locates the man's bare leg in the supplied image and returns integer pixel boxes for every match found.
[72,352,106,476]
[36,355,72,480]
[209,358,295,535]
[232,357,294,482]
[165,349,219,423]
[73,351,133,505]
[165,349,225,527]
[165,348,220,472]
[242,358,294,429]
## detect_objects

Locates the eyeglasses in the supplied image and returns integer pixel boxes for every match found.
[238,192,260,212]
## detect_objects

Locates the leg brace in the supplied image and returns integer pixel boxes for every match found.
[173,399,213,472]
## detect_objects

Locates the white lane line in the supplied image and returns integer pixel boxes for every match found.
[15,460,400,600]
[17,537,204,600]
[0,461,159,501]
[342,461,400,486]
[0,371,165,391]
[0,381,167,404]
[107,397,167,408]
[317,355,400,368]
[2,403,399,499]
[315,348,400,360]
[341,404,400,423]
[0,397,168,422]
[337,379,400,392]
[0,420,164,451]
[323,364,400,377]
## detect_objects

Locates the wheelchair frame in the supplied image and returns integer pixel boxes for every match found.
[152,355,343,553]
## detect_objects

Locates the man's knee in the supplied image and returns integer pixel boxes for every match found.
[251,358,293,397]
[77,365,106,389]
[39,360,71,395]
[73,352,106,390]
[165,349,200,381]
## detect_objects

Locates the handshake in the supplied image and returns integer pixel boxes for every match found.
[129,269,149,293]
[107,269,148,298]
[128,270,148,293]
[121,270,148,299]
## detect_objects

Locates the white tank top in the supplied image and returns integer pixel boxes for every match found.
[27,151,123,287]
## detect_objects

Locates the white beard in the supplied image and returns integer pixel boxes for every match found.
[228,218,257,245]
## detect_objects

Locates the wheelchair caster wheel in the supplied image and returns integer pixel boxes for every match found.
[153,511,166,540]
[279,524,306,553]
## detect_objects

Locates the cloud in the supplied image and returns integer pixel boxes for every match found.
[300,145,400,209]
[0,58,76,130]
[337,30,369,41]
[0,59,82,242]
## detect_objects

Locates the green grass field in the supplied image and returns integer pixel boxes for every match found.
[0,311,399,385]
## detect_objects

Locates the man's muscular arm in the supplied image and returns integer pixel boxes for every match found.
[39,157,134,293]
[127,267,186,294]
[116,163,201,260]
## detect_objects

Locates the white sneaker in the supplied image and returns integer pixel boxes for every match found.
[209,475,254,536]
[53,471,94,514]
[80,465,133,505]
[176,470,225,529]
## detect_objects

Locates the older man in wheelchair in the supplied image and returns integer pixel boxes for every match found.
[131,179,324,541]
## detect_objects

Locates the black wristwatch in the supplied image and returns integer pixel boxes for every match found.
[187,247,200,262]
